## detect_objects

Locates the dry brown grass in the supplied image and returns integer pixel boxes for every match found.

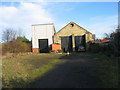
[2,53,64,88]
[2,41,31,56]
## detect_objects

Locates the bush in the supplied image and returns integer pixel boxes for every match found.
[88,42,112,56]
[17,36,30,43]
[2,40,31,56]
[88,43,101,53]
[110,31,120,57]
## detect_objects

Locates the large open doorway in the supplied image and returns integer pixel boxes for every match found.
[74,35,86,52]
[38,39,49,53]
[61,36,73,53]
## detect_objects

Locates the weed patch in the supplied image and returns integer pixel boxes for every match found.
[91,52,118,88]
[2,53,64,88]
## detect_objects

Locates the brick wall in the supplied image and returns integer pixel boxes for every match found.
[32,48,39,53]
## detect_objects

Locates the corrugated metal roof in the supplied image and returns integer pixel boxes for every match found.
[32,23,56,34]
[32,23,54,26]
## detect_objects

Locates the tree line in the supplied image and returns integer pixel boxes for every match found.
[2,27,120,57]
[88,28,120,57]
[2,28,31,55]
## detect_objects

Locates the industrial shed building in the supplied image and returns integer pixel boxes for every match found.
[53,22,95,52]
[32,23,56,53]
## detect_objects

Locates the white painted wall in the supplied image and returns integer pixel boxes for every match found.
[32,24,55,48]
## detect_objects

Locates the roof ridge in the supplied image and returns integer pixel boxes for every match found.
[56,22,93,34]
[32,23,54,26]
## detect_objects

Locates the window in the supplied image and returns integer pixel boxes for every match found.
[70,23,74,27]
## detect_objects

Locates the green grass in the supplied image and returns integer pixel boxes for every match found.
[2,52,119,88]
[2,53,64,88]
[90,52,118,88]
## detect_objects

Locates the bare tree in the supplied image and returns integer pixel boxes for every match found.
[2,28,17,43]
[104,33,110,38]
[17,27,24,37]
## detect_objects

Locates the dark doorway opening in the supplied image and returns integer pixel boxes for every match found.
[38,39,49,53]
[75,35,86,52]
[61,36,73,53]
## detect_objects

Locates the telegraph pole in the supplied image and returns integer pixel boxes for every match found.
[116,1,120,32]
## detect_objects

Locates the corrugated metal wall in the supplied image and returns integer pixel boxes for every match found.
[32,24,55,51]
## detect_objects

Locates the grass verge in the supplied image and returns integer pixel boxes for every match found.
[90,52,118,88]
[2,53,64,88]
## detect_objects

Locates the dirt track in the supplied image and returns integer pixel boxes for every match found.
[31,53,102,88]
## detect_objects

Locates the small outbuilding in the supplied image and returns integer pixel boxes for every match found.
[53,22,95,52]
[32,23,56,53]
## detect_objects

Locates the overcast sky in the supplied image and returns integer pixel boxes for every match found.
[0,1,118,42]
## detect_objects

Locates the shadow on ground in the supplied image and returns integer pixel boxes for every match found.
[30,53,102,88]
